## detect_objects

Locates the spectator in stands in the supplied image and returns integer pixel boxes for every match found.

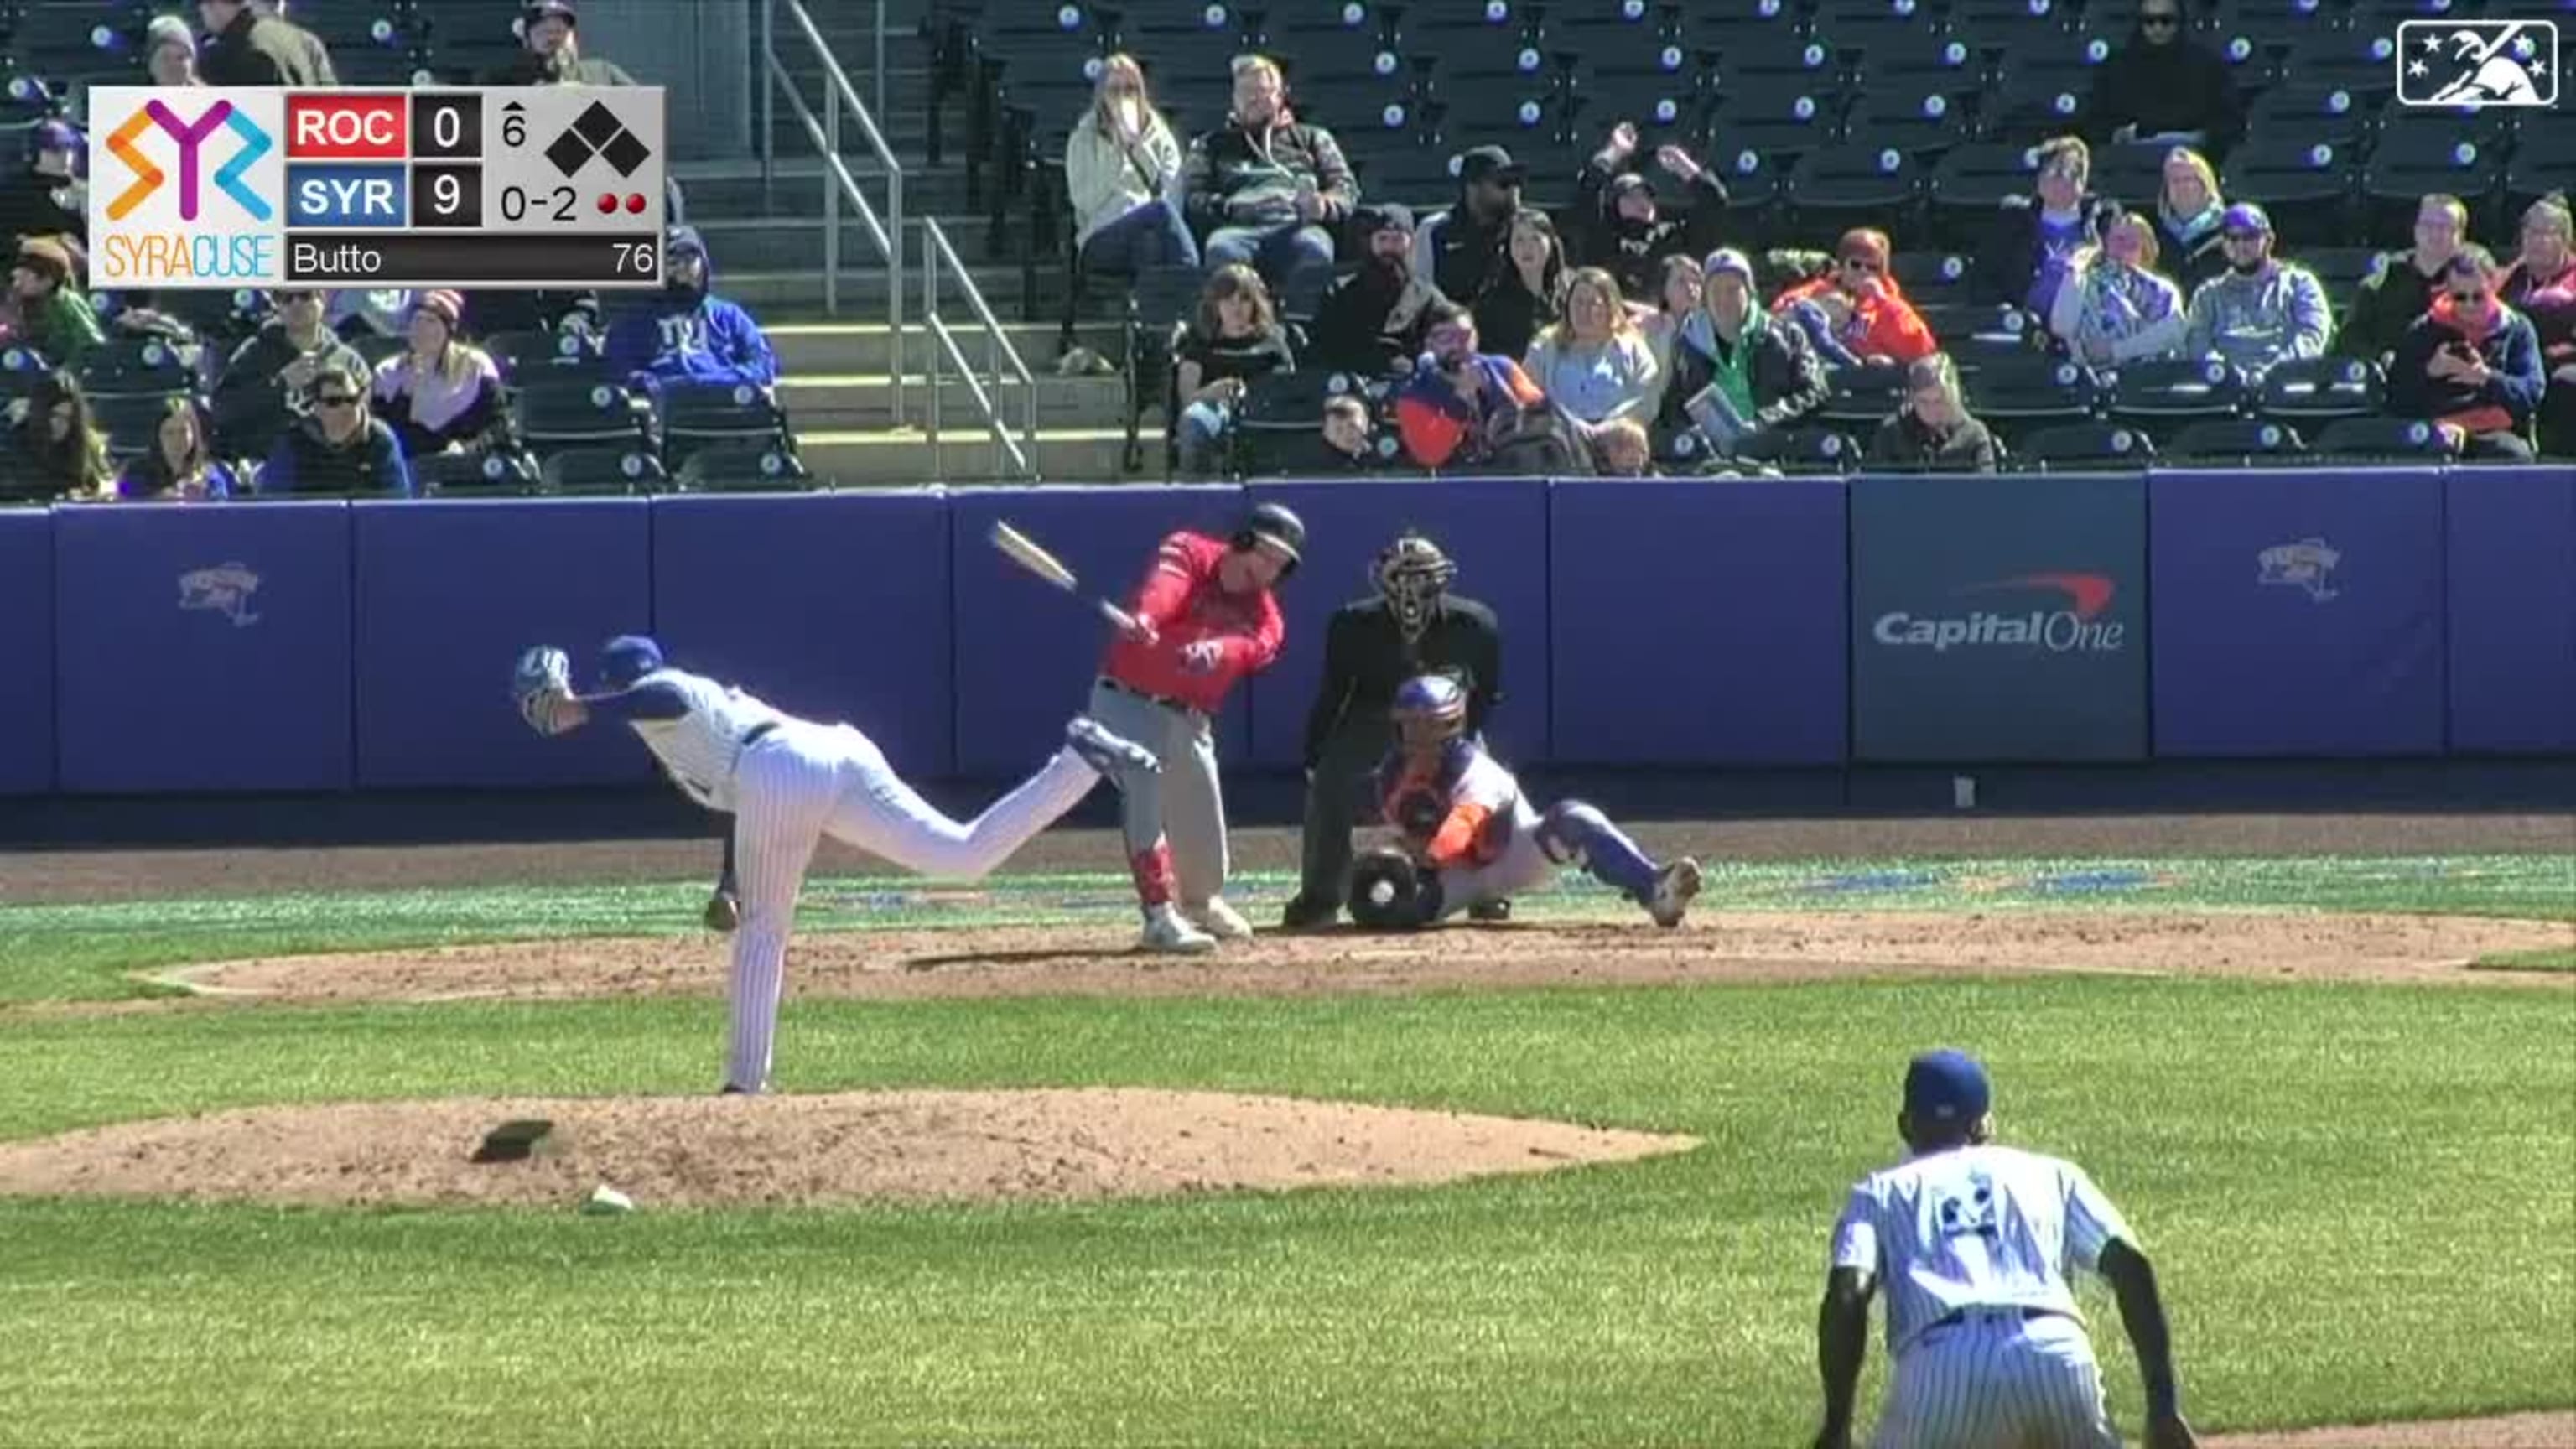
[261,359,412,496]
[1415,145,1524,306]
[213,288,364,452]
[1182,55,1357,316]
[1639,254,1703,378]
[1394,300,1545,470]
[249,1,335,86]
[605,227,778,392]
[195,0,325,86]
[2501,195,2575,456]
[2083,0,2242,155]
[1867,353,1999,470]
[115,397,236,501]
[8,370,112,499]
[371,291,508,460]
[2153,147,2230,293]
[0,120,87,252]
[1472,208,1565,364]
[2184,205,2331,377]
[2048,210,2188,366]
[146,15,201,86]
[1574,123,1730,303]
[1318,394,1379,471]
[1172,263,1294,476]
[2388,247,2545,461]
[8,238,101,370]
[1310,204,1442,377]
[2345,195,2470,366]
[483,0,636,86]
[1772,229,1939,368]
[1590,418,1653,476]
[1658,248,1826,459]
[1978,137,2116,318]
[1525,268,1660,434]
[1067,54,1198,278]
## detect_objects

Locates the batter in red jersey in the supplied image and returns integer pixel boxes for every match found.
[1088,502,1304,952]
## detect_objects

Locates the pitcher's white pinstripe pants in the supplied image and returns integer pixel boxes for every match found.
[1873,1311,2119,1449]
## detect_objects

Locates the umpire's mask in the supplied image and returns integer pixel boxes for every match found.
[1376,532,1457,644]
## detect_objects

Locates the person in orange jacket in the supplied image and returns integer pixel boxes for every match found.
[1771,228,1940,367]
[1392,300,1549,469]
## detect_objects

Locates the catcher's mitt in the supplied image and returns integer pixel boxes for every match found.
[512,646,573,735]
[1348,846,1442,931]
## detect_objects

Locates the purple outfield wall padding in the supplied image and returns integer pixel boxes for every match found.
[948,485,1249,777]
[353,498,656,788]
[653,491,957,781]
[1242,477,1552,768]
[55,501,353,792]
[0,510,54,794]
[2447,467,2576,755]
[1851,471,2150,763]
[2150,468,2446,757]
[1549,479,1848,766]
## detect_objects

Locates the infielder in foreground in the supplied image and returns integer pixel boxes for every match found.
[1345,674,1701,929]
[1089,502,1302,953]
[1815,1050,2196,1449]
[514,635,1161,1095]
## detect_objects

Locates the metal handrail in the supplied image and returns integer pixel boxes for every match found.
[922,217,1039,481]
[759,0,904,417]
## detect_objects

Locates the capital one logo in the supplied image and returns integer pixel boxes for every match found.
[106,99,274,223]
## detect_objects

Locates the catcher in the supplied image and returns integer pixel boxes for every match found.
[1349,674,1703,931]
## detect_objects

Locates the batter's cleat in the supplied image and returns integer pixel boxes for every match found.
[1186,896,1255,941]
[1468,897,1514,923]
[1646,857,1703,930]
[1279,893,1340,931]
[1140,903,1218,954]
[1066,715,1161,783]
[704,890,741,934]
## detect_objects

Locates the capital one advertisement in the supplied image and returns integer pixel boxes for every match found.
[1850,474,2150,763]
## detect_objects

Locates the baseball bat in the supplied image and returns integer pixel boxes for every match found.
[988,520,1140,633]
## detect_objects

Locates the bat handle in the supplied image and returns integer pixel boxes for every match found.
[1095,598,1139,635]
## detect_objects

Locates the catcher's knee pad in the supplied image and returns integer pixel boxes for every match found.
[1536,800,1610,865]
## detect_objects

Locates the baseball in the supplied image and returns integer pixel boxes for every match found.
[1368,878,1397,906]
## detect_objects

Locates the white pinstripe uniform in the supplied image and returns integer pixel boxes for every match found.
[1831,1144,2133,1449]
[620,667,1110,1093]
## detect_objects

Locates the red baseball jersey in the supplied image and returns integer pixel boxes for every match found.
[1101,531,1285,713]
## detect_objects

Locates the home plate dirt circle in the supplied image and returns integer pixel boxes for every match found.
[0,1090,1699,1209]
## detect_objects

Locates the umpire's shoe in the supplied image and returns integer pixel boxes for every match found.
[1065,716,1161,786]
[1469,898,1513,923]
[1279,894,1339,931]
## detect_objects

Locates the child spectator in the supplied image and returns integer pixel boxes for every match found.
[1172,263,1295,476]
[1867,353,2000,470]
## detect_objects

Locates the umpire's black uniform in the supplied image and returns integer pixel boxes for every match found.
[1286,593,1504,924]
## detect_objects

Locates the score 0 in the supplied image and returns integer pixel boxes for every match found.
[409,94,483,230]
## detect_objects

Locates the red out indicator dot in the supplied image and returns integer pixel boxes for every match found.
[596,193,618,214]
[625,193,648,215]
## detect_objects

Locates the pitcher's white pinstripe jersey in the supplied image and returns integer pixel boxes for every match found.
[623,667,786,812]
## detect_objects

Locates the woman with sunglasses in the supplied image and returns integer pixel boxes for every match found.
[258,359,414,496]
[1770,229,1938,368]
[2386,247,2547,461]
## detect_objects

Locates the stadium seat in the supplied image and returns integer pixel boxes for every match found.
[2011,419,2157,469]
[2276,30,2404,101]
[1843,84,1970,158]
[2162,417,2309,463]
[1966,354,2105,439]
[1123,264,1203,475]
[1852,29,1979,96]
[1815,360,1912,428]
[2505,111,2576,216]
[2309,414,2460,461]
[1734,423,1861,473]
[2220,137,2355,247]
[1710,78,1840,171]
[2256,355,2386,423]
[416,449,542,496]
[2207,0,2336,49]
[2085,143,2172,212]
[2300,247,2390,319]
[2108,357,2251,424]
[1928,143,2038,252]
[2362,124,2509,240]
[515,377,649,451]
[1891,251,1976,303]
[75,338,196,400]
[540,446,665,496]
[89,391,192,462]
[674,439,814,493]
[484,328,594,382]
[1786,143,1927,243]
[657,382,792,471]
[2243,83,2373,158]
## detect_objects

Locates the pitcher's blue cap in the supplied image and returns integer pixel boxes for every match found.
[599,635,663,689]
[1904,1050,1992,1124]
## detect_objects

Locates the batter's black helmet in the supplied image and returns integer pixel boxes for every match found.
[1233,501,1306,572]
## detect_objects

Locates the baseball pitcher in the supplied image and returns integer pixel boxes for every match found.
[1815,1050,2198,1449]
[514,634,1160,1095]
[1345,674,1701,930]
[1088,502,1302,953]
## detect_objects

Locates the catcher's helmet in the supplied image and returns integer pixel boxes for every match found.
[1375,532,1456,638]
[599,634,665,690]
[1391,673,1468,749]
[1233,501,1306,572]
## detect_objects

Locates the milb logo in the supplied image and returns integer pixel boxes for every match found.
[93,91,281,285]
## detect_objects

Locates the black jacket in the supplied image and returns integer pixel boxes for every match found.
[1574,157,1729,302]
[1417,203,1514,305]
[1302,596,1503,767]
[1654,314,1830,436]
[0,167,85,251]
[1867,410,2000,470]
[479,50,639,86]
[1307,263,1445,376]
[1974,195,2121,309]
[2343,252,2444,362]
[200,8,326,86]
[2081,29,2244,152]
[1180,117,1359,231]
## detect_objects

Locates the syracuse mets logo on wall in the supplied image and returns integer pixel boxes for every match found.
[87,88,287,289]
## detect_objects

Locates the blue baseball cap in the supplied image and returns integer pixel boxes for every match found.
[1903,1049,1992,1124]
[599,635,663,689]
[2220,202,2272,236]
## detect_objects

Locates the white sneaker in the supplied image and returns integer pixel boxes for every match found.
[1647,857,1703,930]
[1140,903,1218,954]
[1185,896,1255,941]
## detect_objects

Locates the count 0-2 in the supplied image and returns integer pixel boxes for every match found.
[501,184,578,223]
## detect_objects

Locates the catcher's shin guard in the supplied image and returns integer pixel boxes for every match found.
[1536,801,1659,902]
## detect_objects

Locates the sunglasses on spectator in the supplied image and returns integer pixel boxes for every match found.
[2141,11,2181,27]
[2222,230,2263,242]
[2449,289,2490,304]
[316,393,359,408]
[1841,257,1882,272]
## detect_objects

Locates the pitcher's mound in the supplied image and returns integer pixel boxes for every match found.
[0,1089,1698,1209]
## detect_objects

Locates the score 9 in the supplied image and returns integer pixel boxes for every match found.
[411,164,483,228]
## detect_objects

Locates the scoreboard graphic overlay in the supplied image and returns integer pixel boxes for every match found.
[87,88,667,291]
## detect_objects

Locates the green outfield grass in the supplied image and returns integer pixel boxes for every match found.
[0,854,2570,1446]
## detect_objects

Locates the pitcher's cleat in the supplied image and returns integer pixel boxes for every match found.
[1065,715,1162,781]
[1647,857,1703,929]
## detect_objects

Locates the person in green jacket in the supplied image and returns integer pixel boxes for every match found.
[8,237,101,371]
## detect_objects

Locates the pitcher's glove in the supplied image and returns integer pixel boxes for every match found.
[1348,846,1442,931]
[512,646,573,735]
